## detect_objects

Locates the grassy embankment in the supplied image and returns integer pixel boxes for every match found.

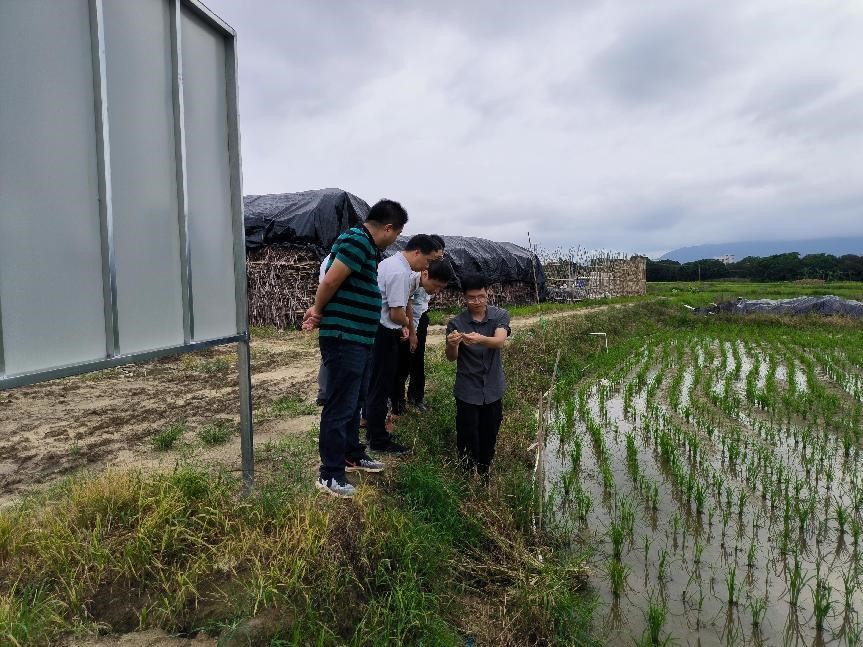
[0,304,691,645]
[3,280,855,645]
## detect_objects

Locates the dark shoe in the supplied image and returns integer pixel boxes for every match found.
[409,400,429,412]
[369,440,411,455]
[345,454,385,473]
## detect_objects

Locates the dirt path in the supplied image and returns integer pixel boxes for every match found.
[0,304,620,506]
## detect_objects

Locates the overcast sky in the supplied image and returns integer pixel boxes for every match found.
[206,0,863,257]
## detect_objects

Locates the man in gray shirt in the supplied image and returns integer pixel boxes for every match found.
[445,272,511,476]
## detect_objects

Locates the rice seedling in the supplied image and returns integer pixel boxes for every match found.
[725,566,737,605]
[749,594,767,628]
[693,541,703,565]
[843,571,857,609]
[573,486,592,523]
[570,437,582,470]
[609,521,625,561]
[813,576,832,631]
[746,539,757,568]
[658,549,669,583]
[788,554,807,608]
[608,559,630,598]
[835,499,848,535]
[638,598,671,647]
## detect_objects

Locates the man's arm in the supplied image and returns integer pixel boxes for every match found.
[406,302,418,348]
[303,259,352,329]
[388,306,410,327]
[461,327,509,349]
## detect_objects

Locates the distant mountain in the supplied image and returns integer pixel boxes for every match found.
[659,237,863,263]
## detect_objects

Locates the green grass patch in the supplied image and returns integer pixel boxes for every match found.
[197,421,235,446]
[150,422,187,451]
[270,395,318,418]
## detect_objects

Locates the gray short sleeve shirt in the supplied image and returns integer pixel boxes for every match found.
[446,305,511,405]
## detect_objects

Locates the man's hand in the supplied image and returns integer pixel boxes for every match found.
[302,306,322,331]
[462,331,484,345]
[409,331,418,352]
[400,326,410,341]
[446,330,463,347]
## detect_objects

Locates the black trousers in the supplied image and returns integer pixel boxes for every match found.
[456,398,503,474]
[365,325,402,447]
[392,311,429,412]
[318,337,370,480]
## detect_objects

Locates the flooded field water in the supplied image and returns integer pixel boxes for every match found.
[544,326,863,646]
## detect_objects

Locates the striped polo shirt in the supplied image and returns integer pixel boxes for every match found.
[319,225,382,345]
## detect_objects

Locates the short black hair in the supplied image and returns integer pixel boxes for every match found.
[426,259,454,283]
[460,272,487,293]
[429,234,445,250]
[404,233,437,254]
[366,199,408,228]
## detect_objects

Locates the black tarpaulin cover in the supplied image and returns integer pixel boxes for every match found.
[386,235,546,296]
[244,188,370,252]
[243,189,545,293]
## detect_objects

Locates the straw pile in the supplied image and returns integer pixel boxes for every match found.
[433,281,539,308]
[247,250,542,330]
[247,246,321,329]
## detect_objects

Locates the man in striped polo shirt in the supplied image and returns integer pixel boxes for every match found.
[302,200,407,498]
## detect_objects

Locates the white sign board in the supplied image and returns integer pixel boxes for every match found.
[0,0,247,386]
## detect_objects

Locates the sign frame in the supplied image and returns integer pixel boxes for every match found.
[0,0,255,489]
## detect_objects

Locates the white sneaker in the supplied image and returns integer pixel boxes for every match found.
[315,476,356,498]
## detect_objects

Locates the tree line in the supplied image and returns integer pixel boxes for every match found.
[648,253,863,282]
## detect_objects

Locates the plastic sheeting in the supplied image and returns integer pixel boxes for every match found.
[386,235,546,296]
[243,189,545,294]
[732,295,863,317]
[244,188,370,252]
[692,295,863,317]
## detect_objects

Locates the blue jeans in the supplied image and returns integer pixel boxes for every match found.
[319,336,371,480]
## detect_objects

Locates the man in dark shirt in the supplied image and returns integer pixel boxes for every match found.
[302,199,407,498]
[445,273,511,477]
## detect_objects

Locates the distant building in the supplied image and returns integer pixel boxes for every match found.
[715,254,735,265]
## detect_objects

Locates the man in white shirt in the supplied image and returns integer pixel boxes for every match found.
[392,237,449,414]
[364,234,441,454]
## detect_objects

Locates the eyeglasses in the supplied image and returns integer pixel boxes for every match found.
[465,295,487,303]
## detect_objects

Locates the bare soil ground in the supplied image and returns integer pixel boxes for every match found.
[0,304,616,507]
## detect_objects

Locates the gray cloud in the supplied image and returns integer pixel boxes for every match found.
[591,6,735,104]
[205,0,863,257]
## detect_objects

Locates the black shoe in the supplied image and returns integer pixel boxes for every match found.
[345,454,385,473]
[369,440,411,455]
[411,401,429,412]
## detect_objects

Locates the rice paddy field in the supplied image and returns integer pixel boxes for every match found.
[544,314,863,645]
